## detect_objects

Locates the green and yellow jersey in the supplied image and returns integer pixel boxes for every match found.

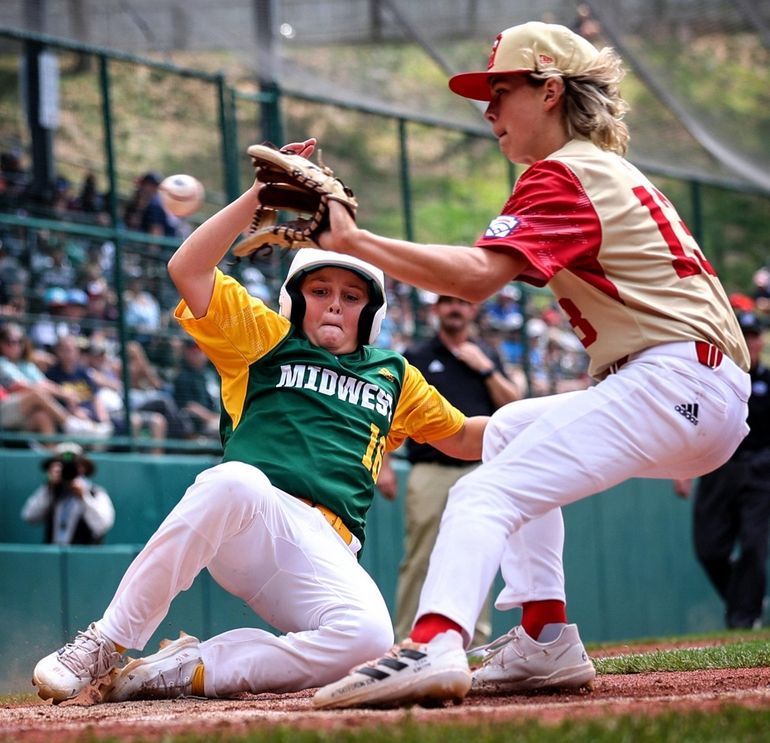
[174,270,465,545]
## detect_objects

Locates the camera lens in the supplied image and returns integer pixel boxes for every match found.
[60,460,79,481]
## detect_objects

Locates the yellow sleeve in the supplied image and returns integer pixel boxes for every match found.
[173,270,291,429]
[173,269,290,365]
[386,361,466,451]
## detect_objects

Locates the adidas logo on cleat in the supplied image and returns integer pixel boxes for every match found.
[675,403,699,426]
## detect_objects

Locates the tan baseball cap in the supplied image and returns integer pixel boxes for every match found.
[449,22,600,101]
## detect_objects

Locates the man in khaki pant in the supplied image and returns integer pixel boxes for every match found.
[379,295,519,645]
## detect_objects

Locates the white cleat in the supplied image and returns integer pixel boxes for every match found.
[33,622,123,704]
[103,634,202,702]
[313,629,471,709]
[471,624,595,693]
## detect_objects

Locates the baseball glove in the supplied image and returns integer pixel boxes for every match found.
[232,143,358,258]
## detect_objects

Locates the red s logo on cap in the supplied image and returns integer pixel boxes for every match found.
[487,33,503,70]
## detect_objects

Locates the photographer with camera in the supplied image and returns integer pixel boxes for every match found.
[21,442,115,545]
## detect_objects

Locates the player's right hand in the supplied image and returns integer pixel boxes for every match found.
[318,199,359,254]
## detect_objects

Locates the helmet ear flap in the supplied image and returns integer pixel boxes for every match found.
[358,287,387,345]
[278,278,306,329]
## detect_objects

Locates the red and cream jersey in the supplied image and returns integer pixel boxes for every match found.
[476,138,749,378]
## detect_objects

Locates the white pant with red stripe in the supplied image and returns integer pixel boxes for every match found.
[418,341,750,644]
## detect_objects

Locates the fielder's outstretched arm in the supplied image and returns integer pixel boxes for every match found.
[318,201,526,302]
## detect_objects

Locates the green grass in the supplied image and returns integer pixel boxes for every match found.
[595,637,770,674]
[63,709,770,743]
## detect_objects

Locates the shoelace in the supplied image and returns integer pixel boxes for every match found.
[57,625,121,680]
[466,627,525,668]
[151,664,193,696]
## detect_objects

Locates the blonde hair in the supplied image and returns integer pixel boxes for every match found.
[530,46,630,155]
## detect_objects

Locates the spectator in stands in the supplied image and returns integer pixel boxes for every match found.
[71,172,105,214]
[571,4,602,41]
[29,287,88,350]
[124,339,191,442]
[172,337,220,438]
[0,238,22,283]
[123,171,180,238]
[45,334,113,436]
[124,275,162,344]
[0,322,104,439]
[84,336,121,392]
[0,266,30,317]
[35,239,78,291]
[753,266,770,314]
[83,278,119,328]
[51,176,75,217]
[0,148,29,207]
[484,285,523,336]
[63,287,90,332]
[125,340,168,405]
[495,319,527,368]
[84,338,172,453]
[21,442,115,545]
[730,293,756,314]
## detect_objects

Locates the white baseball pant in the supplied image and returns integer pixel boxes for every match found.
[417,341,750,643]
[100,461,393,696]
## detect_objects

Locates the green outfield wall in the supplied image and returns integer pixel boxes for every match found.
[0,449,727,695]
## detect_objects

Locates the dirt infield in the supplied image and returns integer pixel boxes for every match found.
[2,665,770,743]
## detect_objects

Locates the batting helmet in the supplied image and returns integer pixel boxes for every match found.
[279,248,387,346]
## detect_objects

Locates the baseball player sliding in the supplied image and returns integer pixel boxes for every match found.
[312,21,751,708]
[31,144,488,704]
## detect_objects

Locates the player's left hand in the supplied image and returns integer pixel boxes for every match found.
[375,455,398,500]
[279,137,317,160]
[672,478,692,499]
[248,138,317,199]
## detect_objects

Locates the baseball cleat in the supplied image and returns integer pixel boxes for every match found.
[102,633,202,702]
[32,622,123,704]
[313,629,471,709]
[471,623,595,693]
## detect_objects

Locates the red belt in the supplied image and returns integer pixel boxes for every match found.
[608,341,724,375]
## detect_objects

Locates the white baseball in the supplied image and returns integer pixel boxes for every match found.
[159,174,205,217]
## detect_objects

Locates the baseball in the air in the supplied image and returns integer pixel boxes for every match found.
[159,174,205,217]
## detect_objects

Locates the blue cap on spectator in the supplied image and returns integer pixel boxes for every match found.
[737,312,762,335]
[44,287,68,306]
[66,288,88,306]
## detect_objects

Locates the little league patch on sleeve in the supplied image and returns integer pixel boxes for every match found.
[484,215,520,238]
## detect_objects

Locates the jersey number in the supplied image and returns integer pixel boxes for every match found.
[558,298,597,348]
[559,185,717,349]
[362,423,386,482]
[633,185,716,278]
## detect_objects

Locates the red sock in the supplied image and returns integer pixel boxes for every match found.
[521,600,567,640]
[409,613,463,644]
